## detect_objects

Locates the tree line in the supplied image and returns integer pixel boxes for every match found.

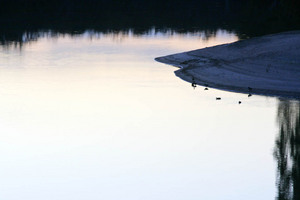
[0,0,299,45]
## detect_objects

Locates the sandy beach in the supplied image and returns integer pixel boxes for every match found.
[155,31,300,99]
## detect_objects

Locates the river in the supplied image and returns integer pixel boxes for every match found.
[0,29,298,200]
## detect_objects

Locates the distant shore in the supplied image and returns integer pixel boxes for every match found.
[155,31,300,99]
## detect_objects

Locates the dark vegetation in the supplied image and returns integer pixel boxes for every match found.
[0,0,299,45]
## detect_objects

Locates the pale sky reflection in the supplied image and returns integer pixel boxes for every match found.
[0,30,277,200]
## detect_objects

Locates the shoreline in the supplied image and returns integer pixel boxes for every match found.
[155,31,300,99]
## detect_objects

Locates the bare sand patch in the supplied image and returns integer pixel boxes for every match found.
[156,31,300,99]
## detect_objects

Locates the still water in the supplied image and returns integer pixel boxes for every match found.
[0,30,298,200]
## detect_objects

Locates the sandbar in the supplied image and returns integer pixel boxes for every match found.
[155,31,300,99]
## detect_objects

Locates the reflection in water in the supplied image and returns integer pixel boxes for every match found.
[0,29,224,50]
[275,100,300,200]
[0,29,237,53]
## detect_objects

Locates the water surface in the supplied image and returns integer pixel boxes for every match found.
[0,30,298,200]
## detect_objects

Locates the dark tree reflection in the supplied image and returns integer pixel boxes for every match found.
[275,100,300,200]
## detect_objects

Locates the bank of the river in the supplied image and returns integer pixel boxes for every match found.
[156,31,300,99]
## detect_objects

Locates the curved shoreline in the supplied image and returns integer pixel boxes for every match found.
[155,31,300,99]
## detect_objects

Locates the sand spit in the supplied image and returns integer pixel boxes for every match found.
[155,31,300,99]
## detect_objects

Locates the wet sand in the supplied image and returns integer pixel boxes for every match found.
[155,31,300,99]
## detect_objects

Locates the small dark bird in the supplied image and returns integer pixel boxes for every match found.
[238,101,242,104]
[204,87,208,90]
[192,82,197,88]
[248,94,252,97]
[266,64,271,72]
[216,97,221,100]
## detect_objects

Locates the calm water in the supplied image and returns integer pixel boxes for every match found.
[0,30,298,200]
